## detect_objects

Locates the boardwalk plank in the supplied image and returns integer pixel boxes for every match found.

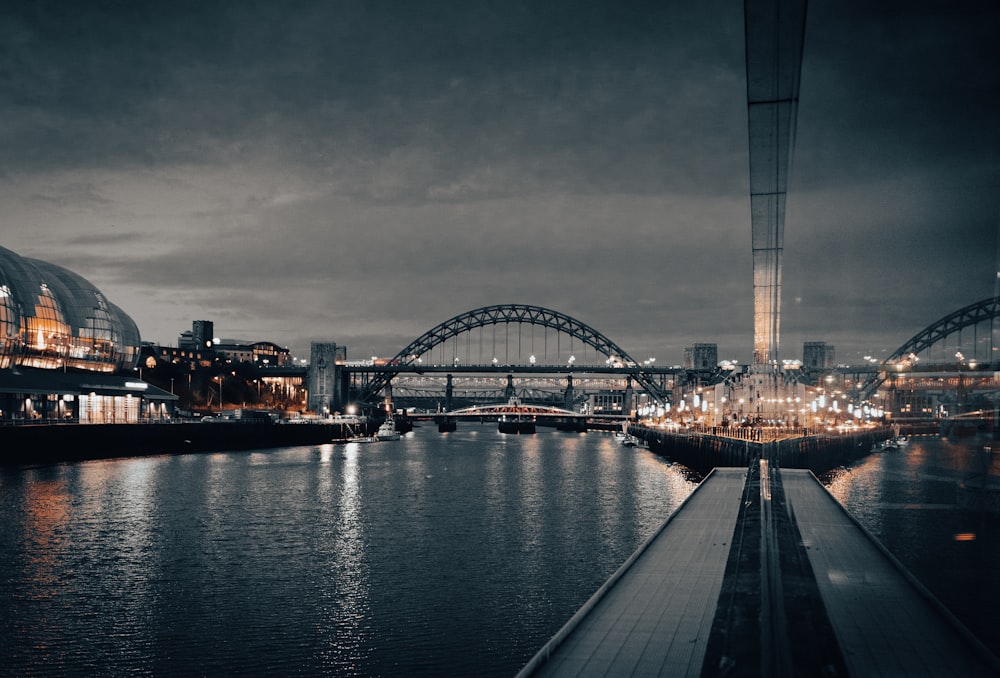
[528,469,746,678]
[781,469,1000,677]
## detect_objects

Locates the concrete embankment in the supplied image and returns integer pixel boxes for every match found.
[634,426,890,474]
[0,421,363,467]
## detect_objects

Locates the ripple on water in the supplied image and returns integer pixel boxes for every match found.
[0,427,696,677]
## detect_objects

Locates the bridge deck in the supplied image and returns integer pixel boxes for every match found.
[520,467,1000,677]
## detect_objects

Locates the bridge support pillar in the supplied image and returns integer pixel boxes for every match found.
[504,374,515,401]
[334,362,349,414]
[307,342,348,415]
[624,377,634,419]
[564,375,575,412]
[445,374,453,412]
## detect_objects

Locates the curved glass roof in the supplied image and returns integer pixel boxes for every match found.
[0,246,141,372]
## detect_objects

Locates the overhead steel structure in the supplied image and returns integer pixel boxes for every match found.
[745,0,808,366]
[358,303,671,405]
[859,296,1000,399]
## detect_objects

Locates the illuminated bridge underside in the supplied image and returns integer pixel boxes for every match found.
[448,403,581,418]
[861,297,1000,399]
[745,0,807,365]
[360,304,670,404]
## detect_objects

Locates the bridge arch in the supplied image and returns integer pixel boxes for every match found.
[360,304,669,403]
[860,296,1000,398]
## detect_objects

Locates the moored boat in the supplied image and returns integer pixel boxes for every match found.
[376,417,401,441]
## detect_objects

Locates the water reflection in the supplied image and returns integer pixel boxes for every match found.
[822,434,1000,657]
[322,441,371,671]
[0,426,699,677]
[19,472,71,598]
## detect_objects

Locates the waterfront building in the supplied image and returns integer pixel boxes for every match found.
[171,321,293,367]
[213,339,292,367]
[0,245,175,422]
[590,390,624,416]
[148,321,306,412]
[803,341,835,370]
[178,319,215,352]
[684,343,719,372]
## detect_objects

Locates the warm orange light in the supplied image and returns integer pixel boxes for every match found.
[953,533,977,542]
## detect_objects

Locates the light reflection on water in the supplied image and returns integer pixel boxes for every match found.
[5,429,1000,674]
[821,433,1000,657]
[0,425,697,677]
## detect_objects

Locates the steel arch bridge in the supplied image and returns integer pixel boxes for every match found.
[359,303,670,404]
[860,296,1000,399]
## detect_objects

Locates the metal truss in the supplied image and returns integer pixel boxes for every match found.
[860,296,1000,399]
[360,303,670,404]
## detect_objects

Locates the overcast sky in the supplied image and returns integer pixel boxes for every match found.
[2,0,998,365]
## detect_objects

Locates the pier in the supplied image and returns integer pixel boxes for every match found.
[518,461,1000,677]
[635,425,890,474]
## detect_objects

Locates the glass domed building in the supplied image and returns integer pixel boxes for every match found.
[0,246,174,424]
[0,245,140,372]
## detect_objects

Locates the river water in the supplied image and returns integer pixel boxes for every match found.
[1,426,998,676]
[822,433,1000,658]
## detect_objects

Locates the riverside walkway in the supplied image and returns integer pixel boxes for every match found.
[518,463,1000,677]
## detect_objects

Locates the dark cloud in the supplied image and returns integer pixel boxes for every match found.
[1,0,997,364]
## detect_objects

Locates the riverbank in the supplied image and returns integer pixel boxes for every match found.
[0,421,367,466]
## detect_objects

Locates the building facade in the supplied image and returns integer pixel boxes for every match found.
[802,341,835,370]
[684,343,719,371]
[0,246,140,372]
[0,246,175,423]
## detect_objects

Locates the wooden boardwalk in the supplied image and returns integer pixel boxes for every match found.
[519,466,1000,677]
[782,469,1000,677]
[519,468,746,677]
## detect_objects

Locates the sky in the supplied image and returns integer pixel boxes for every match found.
[2,0,998,365]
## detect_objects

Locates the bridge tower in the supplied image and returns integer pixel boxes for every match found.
[504,374,516,401]
[307,342,347,415]
[564,375,575,412]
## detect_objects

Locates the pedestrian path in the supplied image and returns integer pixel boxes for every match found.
[518,468,745,677]
[519,465,1000,677]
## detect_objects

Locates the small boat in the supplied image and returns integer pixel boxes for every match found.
[617,422,638,446]
[335,419,375,443]
[376,417,401,441]
[878,436,909,451]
